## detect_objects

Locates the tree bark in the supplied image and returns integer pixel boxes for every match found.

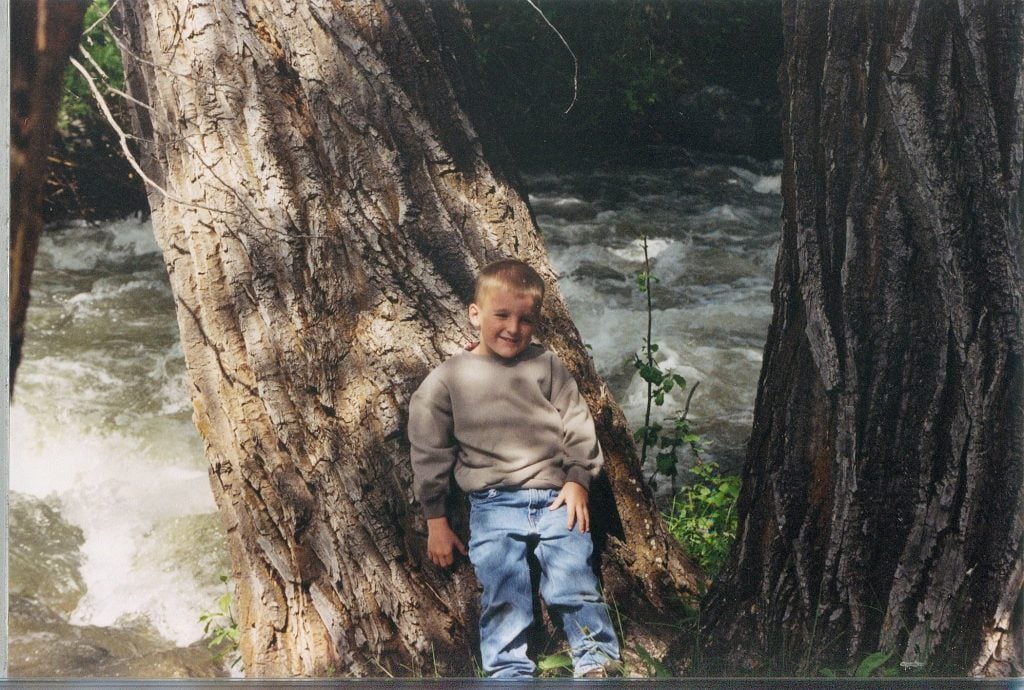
[108,0,701,677]
[10,0,90,390]
[702,0,1023,677]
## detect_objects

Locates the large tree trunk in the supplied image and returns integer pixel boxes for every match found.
[108,0,701,677]
[703,0,1023,677]
[10,0,90,390]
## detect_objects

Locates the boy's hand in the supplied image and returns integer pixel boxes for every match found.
[426,516,467,568]
[550,481,590,532]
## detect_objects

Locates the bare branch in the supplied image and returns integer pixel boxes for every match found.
[79,44,110,81]
[681,380,700,421]
[83,0,119,36]
[108,84,154,113]
[523,0,579,114]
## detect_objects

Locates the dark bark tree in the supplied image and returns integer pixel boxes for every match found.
[10,0,91,389]
[107,0,701,676]
[703,0,1023,677]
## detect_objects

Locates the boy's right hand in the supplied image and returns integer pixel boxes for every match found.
[426,516,468,568]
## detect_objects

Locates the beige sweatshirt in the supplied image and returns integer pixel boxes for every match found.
[408,344,604,519]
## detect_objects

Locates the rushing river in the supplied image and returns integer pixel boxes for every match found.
[8,150,781,676]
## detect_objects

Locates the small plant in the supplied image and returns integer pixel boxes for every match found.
[663,461,740,578]
[630,235,704,489]
[821,649,895,678]
[199,574,242,670]
[536,651,574,677]
[629,234,740,577]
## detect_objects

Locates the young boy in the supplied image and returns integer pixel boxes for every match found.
[408,259,621,679]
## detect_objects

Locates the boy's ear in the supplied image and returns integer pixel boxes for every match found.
[468,303,481,328]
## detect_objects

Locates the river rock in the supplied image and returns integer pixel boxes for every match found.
[8,595,229,678]
[9,492,86,614]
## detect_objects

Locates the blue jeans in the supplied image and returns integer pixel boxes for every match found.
[468,487,621,678]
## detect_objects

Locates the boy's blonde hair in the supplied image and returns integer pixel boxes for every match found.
[474,259,545,309]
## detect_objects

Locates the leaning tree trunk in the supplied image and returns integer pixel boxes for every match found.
[109,0,701,677]
[10,0,90,390]
[703,0,1023,677]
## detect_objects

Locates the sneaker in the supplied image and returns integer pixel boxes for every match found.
[580,660,623,678]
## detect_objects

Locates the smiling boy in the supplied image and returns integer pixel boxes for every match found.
[408,259,621,678]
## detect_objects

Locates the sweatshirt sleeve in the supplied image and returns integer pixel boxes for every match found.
[549,355,604,490]
[408,371,458,519]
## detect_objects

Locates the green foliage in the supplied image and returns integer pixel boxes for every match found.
[59,0,124,131]
[199,574,242,670]
[663,461,740,577]
[465,0,783,162]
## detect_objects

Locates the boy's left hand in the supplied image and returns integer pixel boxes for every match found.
[550,481,590,532]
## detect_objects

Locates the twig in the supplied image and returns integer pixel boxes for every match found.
[83,0,119,36]
[524,0,579,114]
[107,84,155,112]
[79,44,109,81]
[681,381,699,422]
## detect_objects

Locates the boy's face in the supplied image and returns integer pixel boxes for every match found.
[468,287,540,359]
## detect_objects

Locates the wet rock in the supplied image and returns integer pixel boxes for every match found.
[95,639,232,679]
[8,595,229,678]
[138,512,230,585]
[571,261,628,283]
[9,492,86,614]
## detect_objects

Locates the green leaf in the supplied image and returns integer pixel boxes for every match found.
[217,592,232,614]
[537,654,573,672]
[656,451,677,476]
[854,651,893,677]
[639,364,664,384]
